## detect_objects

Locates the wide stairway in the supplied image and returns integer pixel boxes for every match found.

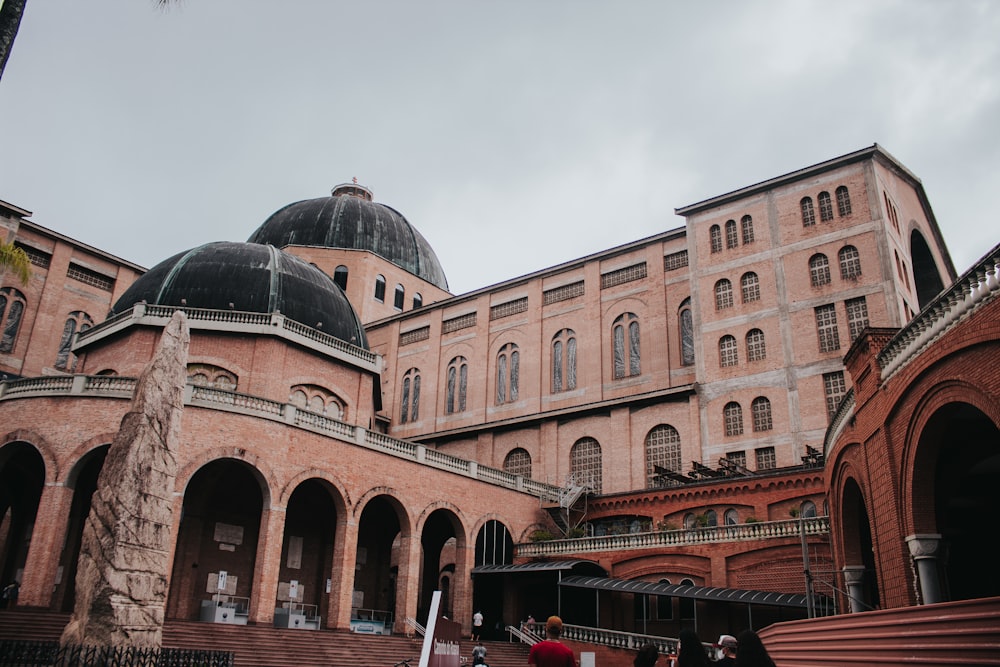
[0,610,530,667]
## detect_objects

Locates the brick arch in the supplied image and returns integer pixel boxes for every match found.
[353,486,413,534]
[1,429,60,482]
[415,500,468,542]
[277,468,352,513]
[61,433,118,485]
[175,447,276,508]
[900,380,1000,536]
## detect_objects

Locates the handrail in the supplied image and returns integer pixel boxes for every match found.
[404,616,426,637]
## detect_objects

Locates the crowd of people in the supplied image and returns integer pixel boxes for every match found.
[635,629,776,667]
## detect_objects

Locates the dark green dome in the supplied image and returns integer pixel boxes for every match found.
[247,183,449,291]
[110,242,368,349]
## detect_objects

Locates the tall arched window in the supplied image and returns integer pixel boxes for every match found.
[809,253,831,287]
[801,197,816,227]
[714,279,734,310]
[333,265,348,291]
[645,425,681,489]
[719,335,738,367]
[724,401,743,436]
[612,313,640,379]
[446,356,467,414]
[570,437,602,494]
[740,272,760,303]
[725,219,738,249]
[0,287,26,353]
[836,186,852,217]
[55,311,94,371]
[393,284,405,310]
[412,293,423,309]
[724,509,739,525]
[551,329,577,393]
[679,298,694,366]
[839,245,862,280]
[751,396,772,432]
[503,448,532,478]
[801,500,817,518]
[400,368,420,424]
[818,191,834,221]
[374,274,386,302]
[740,215,754,245]
[496,343,520,405]
[709,225,722,253]
[746,328,766,361]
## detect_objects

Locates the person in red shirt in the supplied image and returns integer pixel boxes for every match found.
[528,616,576,667]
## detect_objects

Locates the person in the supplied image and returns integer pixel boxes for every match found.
[1,581,18,609]
[676,629,711,667]
[733,630,775,667]
[472,610,484,641]
[634,642,660,667]
[527,615,576,667]
[714,634,737,666]
[472,640,488,666]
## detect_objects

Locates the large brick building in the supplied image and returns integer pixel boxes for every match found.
[1,144,990,643]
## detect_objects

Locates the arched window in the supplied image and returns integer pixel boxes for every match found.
[809,253,831,287]
[0,287,26,353]
[374,274,386,302]
[746,328,766,361]
[333,265,348,291]
[751,396,772,432]
[839,245,862,280]
[645,424,681,489]
[400,368,420,423]
[719,335,738,367]
[724,509,739,525]
[684,513,696,530]
[612,313,640,379]
[412,292,423,309]
[724,401,743,436]
[393,284,405,310]
[680,578,696,619]
[709,225,722,253]
[801,197,816,227]
[446,356,467,414]
[705,509,718,527]
[740,272,760,303]
[740,215,754,245]
[714,279,734,310]
[801,500,817,518]
[570,437,602,494]
[679,299,694,366]
[818,191,834,221]
[55,311,94,371]
[725,219,738,249]
[836,186,852,217]
[289,383,343,419]
[551,329,577,393]
[503,448,532,478]
[496,343,519,405]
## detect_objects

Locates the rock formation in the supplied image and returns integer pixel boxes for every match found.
[61,311,189,647]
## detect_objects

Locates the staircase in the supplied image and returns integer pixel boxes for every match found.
[0,610,531,667]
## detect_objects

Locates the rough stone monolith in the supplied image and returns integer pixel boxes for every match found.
[61,310,190,647]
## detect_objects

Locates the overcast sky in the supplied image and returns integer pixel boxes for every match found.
[1,1,998,295]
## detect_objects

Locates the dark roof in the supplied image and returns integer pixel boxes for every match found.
[247,189,449,291]
[110,241,368,349]
[559,575,812,608]
[472,560,606,575]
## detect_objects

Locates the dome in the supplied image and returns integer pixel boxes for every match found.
[247,183,449,291]
[110,242,368,349]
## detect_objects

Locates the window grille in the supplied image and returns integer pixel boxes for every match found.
[715,279,734,309]
[741,272,760,303]
[818,192,834,221]
[741,215,755,244]
[810,254,831,287]
[846,296,869,342]
[16,242,50,268]
[543,281,584,305]
[839,245,862,280]
[755,446,776,470]
[490,297,528,320]
[442,312,476,333]
[570,438,603,494]
[751,397,772,432]
[836,186,852,216]
[746,328,766,361]
[815,304,840,352]
[823,371,847,420]
[645,425,681,488]
[663,250,689,272]
[601,262,647,289]
[719,335,738,367]
[399,326,430,346]
[503,448,532,478]
[801,197,816,227]
[710,225,722,253]
[725,220,738,249]
[724,402,743,436]
[67,263,114,291]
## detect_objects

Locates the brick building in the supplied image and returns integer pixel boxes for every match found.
[1,145,989,642]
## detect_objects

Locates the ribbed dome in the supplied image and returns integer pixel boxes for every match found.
[246,183,449,292]
[110,242,368,349]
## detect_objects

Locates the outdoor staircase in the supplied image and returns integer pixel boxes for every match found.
[543,479,589,534]
[0,609,531,667]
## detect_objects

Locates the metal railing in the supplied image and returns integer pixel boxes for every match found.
[0,640,234,666]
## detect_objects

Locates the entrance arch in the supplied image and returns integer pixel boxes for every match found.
[53,446,108,611]
[355,494,407,626]
[0,441,44,598]
[839,477,879,612]
[167,459,266,621]
[418,508,463,625]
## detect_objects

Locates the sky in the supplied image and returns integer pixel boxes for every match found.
[1,0,998,295]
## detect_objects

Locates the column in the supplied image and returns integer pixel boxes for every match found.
[248,505,287,625]
[452,540,474,637]
[841,565,867,613]
[327,515,359,630]
[18,483,74,608]
[906,533,943,605]
[396,530,422,634]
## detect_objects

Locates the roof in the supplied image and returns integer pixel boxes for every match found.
[471,560,606,575]
[559,575,814,609]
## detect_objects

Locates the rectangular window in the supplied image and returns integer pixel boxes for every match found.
[543,281,584,305]
[726,451,747,468]
[663,250,689,272]
[845,296,869,342]
[601,262,647,289]
[490,297,528,321]
[823,371,847,420]
[442,313,477,333]
[815,304,840,353]
[15,242,51,268]
[755,446,776,471]
[399,326,430,346]
[67,263,114,291]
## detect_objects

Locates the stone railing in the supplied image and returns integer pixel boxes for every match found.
[879,244,999,381]
[0,375,562,502]
[552,622,679,657]
[516,516,830,557]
